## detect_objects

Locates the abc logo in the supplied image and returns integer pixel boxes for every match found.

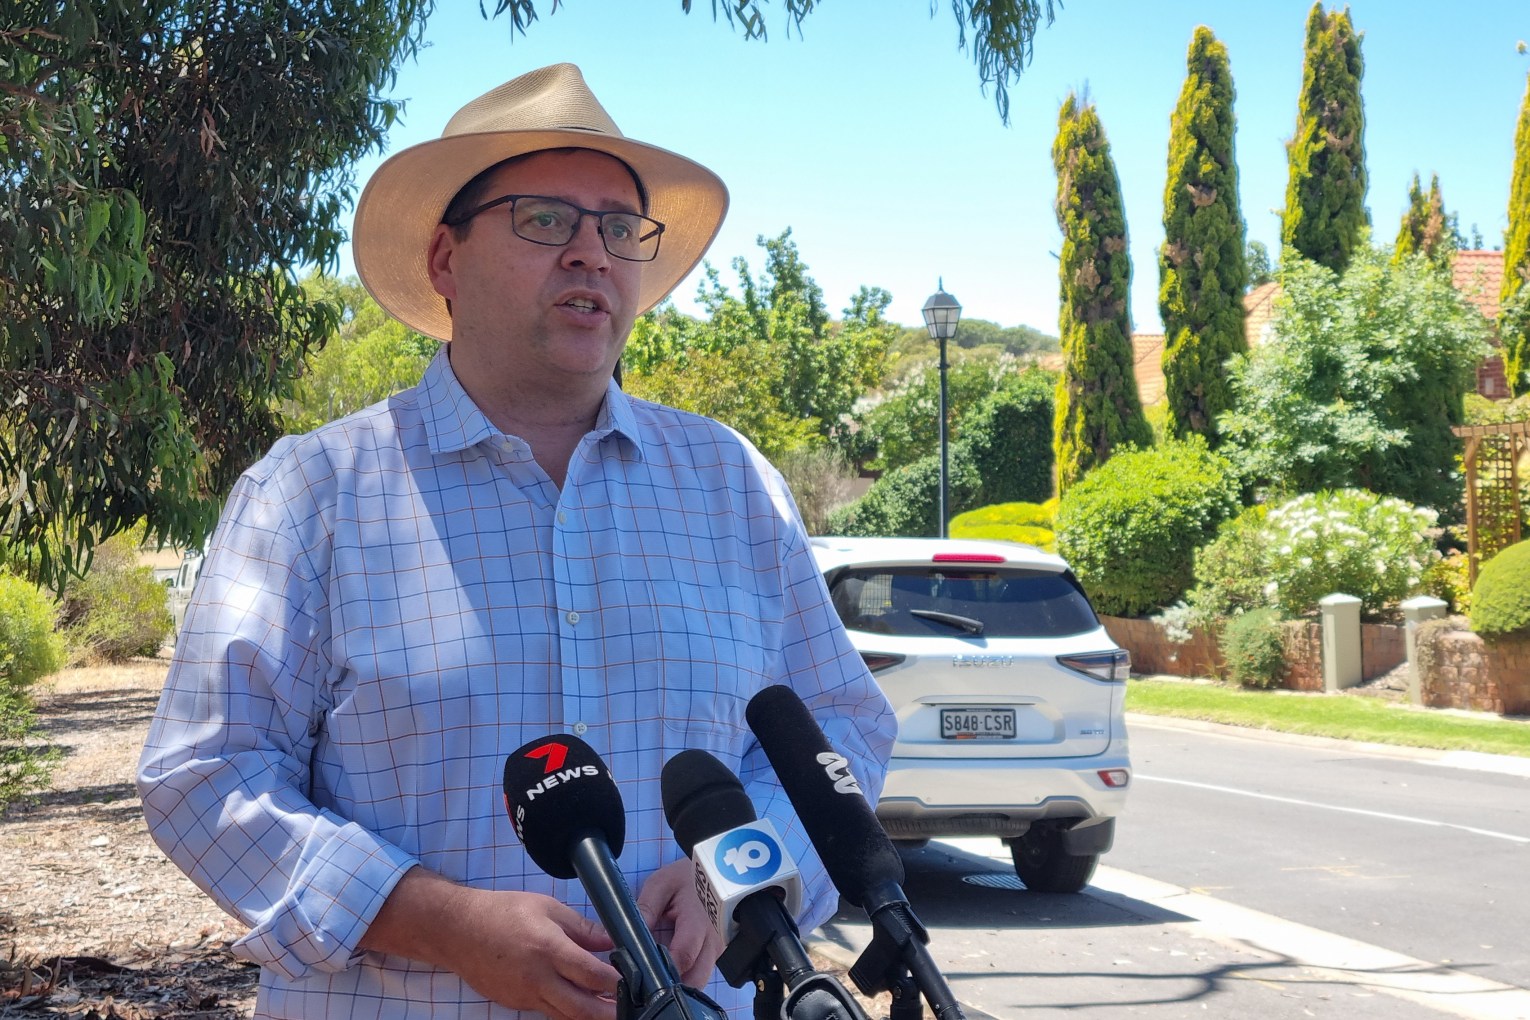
[713,827,781,883]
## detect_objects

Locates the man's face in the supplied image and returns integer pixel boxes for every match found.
[427,148,644,392]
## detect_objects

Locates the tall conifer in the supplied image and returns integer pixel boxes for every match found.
[1282,3,1368,274]
[1052,92,1152,493]
[1502,73,1530,395]
[1393,173,1456,269]
[1159,26,1247,446]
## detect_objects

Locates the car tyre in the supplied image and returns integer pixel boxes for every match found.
[1008,827,1098,893]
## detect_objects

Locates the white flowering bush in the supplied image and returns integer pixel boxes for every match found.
[1260,490,1438,617]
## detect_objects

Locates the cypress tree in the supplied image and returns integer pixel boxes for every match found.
[1052,92,1152,494]
[1393,172,1456,269]
[1159,26,1248,447]
[1502,73,1530,396]
[1282,3,1368,274]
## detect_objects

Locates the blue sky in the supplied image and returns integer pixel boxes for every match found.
[335,1,1529,335]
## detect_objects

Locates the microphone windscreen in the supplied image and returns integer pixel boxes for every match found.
[503,734,625,880]
[745,685,904,907]
[661,749,759,856]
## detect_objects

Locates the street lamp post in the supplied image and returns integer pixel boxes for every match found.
[921,280,962,539]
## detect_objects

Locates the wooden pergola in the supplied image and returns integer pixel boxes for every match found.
[1452,420,1529,585]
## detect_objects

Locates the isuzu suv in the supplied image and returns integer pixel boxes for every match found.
[811,536,1131,892]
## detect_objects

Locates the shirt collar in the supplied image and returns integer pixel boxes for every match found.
[418,346,643,459]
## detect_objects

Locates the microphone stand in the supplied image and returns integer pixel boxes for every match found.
[848,884,965,1020]
[717,896,870,1020]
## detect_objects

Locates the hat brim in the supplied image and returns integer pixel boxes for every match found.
[353,129,728,341]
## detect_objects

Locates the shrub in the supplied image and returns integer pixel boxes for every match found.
[1055,436,1241,616]
[1261,490,1438,617]
[961,369,1055,506]
[1184,505,1271,623]
[826,447,981,538]
[0,572,65,806]
[775,445,858,536]
[950,501,1056,550]
[1218,607,1286,688]
[1469,540,1530,636]
[59,531,173,663]
[1421,550,1472,615]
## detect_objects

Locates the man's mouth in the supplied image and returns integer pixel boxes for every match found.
[562,298,601,313]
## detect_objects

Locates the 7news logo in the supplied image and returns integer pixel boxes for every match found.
[712,826,784,884]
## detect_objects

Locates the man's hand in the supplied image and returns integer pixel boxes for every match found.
[363,867,621,1020]
[637,856,723,988]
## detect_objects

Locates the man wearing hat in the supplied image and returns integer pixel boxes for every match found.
[138,63,894,1019]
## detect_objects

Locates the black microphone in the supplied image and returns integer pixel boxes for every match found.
[662,749,869,1020]
[503,735,727,1020]
[745,686,965,1020]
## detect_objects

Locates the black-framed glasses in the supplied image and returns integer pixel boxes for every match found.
[444,194,665,262]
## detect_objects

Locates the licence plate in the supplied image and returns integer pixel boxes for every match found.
[940,708,1017,740]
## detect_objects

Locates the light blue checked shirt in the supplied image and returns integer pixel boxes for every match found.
[138,347,895,1020]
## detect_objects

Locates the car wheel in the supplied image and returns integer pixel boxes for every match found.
[1008,827,1098,893]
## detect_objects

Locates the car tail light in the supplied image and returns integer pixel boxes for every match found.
[1056,649,1130,681]
[859,652,905,674]
[932,552,1006,563]
[1098,769,1130,788]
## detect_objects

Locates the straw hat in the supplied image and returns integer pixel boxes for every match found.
[353,63,729,341]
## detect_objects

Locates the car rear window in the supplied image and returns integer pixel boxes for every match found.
[826,566,1100,638]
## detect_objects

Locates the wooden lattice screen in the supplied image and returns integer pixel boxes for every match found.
[1452,421,1529,585]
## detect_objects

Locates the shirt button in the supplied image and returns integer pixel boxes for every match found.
[572,722,588,736]
[557,511,569,526]
[566,611,580,625]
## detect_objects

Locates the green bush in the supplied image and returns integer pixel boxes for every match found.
[827,447,981,537]
[1469,540,1530,636]
[950,501,1056,550]
[961,369,1055,506]
[59,532,173,663]
[1422,549,1472,615]
[1261,490,1438,617]
[1055,436,1241,617]
[1184,505,1271,623]
[1,572,65,806]
[1218,607,1286,688]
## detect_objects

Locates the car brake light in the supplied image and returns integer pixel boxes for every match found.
[1056,649,1130,681]
[932,552,1006,563]
[1098,769,1130,788]
[859,652,905,674]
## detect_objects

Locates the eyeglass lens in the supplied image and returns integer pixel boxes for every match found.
[510,197,662,262]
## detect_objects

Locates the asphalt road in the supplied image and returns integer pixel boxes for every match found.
[812,717,1530,1020]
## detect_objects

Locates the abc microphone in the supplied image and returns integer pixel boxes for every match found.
[503,735,726,1020]
[662,749,869,1020]
[745,686,965,1020]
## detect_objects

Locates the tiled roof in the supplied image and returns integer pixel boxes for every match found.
[1131,333,1166,406]
[1244,281,1280,347]
[1453,250,1505,320]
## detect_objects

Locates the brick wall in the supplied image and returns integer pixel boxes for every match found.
[1418,626,1530,714]
[1099,616,1221,677]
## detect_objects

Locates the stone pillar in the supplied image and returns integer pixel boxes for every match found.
[1319,594,1363,692]
[1400,596,1448,706]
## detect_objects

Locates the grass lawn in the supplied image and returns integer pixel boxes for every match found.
[1126,678,1530,759]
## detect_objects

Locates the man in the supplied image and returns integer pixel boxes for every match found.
[137,63,895,1019]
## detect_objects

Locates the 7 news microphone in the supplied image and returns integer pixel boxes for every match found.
[661,749,869,1020]
[745,685,966,1020]
[503,734,727,1020]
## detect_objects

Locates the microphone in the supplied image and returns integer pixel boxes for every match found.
[662,749,869,1020]
[504,735,727,1020]
[745,686,965,1020]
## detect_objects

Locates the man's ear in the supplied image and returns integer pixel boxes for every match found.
[427,224,458,302]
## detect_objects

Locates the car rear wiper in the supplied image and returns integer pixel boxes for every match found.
[910,608,985,635]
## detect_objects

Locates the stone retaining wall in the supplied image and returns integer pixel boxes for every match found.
[1416,624,1530,715]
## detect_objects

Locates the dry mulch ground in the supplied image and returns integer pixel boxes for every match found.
[0,657,885,1019]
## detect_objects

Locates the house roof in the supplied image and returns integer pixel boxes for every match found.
[1453,250,1505,320]
[1243,281,1280,346]
[1131,333,1166,405]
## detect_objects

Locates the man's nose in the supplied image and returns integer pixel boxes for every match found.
[561,213,612,270]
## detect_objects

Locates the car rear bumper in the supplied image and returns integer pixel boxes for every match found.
[873,752,1130,839]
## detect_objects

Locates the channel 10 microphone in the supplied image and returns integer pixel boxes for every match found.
[503,735,727,1020]
[662,749,870,1020]
[745,686,965,1020]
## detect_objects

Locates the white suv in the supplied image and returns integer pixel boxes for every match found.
[812,536,1131,892]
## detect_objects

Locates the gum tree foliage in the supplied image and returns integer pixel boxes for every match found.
[1502,73,1530,396]
[1051,92,1152,494]
[494,0,1062,124]
[1281,3,1368,275]
[1392,172,1458,270]
[857,351,1021,474]
[1158,26,1247,447]
[1220,247,1492,513]
[622,231,897,459]
[2,2,428,588]
[282,276,439,435]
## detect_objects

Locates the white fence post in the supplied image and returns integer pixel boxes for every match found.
[1319,593,1363,692]
[1400,595,1448,706]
